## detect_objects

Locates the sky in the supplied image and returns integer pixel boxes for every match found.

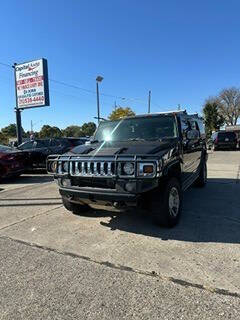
[1,0,240,132]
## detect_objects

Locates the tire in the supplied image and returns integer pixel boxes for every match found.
[62,197,90,215]
[194,161,207,187]
[152,177,182,228]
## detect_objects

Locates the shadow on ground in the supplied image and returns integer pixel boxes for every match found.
[0,174,54,186]
[85,178,240,244]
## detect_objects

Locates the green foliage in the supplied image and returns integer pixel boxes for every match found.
[203,98,225,138]
[81,122,96,136]
[63,125,84,137]
[108,107,135,121]
[1,124,18,137]
[0,132,8,145]
[39,125,62,138]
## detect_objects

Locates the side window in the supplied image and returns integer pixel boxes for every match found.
[33,141,45,149]
[49,139,60,147]
[180,117,191,139]
[19,141,34,150]
[196,120,205,135]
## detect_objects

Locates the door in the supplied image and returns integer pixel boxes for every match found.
[189,119,201,172]
[180,116,197,187]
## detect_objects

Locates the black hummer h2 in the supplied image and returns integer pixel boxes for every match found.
[47,111,207,227]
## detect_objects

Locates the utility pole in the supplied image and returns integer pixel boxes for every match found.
[31,120,33,133]
[178,104,181,111]
[114,100,117,111]
[96,76,103,124]
[148,90,151,114]
[13,63,22,145]
[15,108,22,145]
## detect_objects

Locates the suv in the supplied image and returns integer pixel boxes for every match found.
[207,131,237,151]
[47,111,207,227]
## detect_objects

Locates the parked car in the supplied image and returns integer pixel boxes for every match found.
[207,131,238,151]
[0,144,26,180]
[47,110,207,228]
[17,138,88,169]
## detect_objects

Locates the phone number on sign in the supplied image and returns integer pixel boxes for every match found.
[18,96,44,105]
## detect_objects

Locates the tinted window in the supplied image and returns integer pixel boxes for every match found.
[49,139,61,147]
[33,141,47,148]
[180,117,191,139]
[18,141,34,150]
[94,116,178,142]
[68,139,87,146]
[218,132,236,141]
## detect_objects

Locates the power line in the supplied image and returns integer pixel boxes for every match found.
[0,62,12,68]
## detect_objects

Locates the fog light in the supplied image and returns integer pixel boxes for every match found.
[125,181,136,192]
[61,178,71,187]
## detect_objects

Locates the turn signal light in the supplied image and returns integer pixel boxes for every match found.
[143,165,154,174]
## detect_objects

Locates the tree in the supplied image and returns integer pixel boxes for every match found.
[0,132,8,145]
[81,122,96,136]
[218,87,240,125]
[203,98,225,138]
[108,107,135,121]
[1,123,25,139]
[39,125,62,138]
[62,125,84,137]
[1,124,17,137]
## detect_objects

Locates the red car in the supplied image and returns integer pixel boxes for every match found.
[0,144,26,180]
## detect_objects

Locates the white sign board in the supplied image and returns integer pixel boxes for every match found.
[15,58,50,109]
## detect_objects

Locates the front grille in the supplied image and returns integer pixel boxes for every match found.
[69,160,115,177]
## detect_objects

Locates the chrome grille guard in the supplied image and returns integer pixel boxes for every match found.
[47,154,160,178]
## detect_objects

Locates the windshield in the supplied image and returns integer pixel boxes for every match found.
[94,115,177,142]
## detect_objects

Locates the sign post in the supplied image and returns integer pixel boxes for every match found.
[13,58,50,144]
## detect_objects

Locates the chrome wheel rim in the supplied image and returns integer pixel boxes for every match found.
[168,187,180,218]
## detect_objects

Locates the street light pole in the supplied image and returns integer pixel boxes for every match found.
[96,76,103,124]
[148,90,151,114]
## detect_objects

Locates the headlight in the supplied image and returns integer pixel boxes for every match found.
[49,161,58,173]
[62,161,69,173]
[138,163,156,177]
[123,162,135,175]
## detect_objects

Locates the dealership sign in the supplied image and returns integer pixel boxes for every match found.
[14,58,50,109]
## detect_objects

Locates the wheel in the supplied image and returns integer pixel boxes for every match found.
[151,177,182,228]
[194,161,207,187]
[62,197,90,215]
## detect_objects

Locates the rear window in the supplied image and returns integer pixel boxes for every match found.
[218,132,236,141]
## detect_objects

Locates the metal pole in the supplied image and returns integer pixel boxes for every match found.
[15,108,22,145]
[148,90,151,114]
[31,120,33,133]
[96,81,100,124]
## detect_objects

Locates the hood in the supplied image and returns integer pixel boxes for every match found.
[65,139,178,158]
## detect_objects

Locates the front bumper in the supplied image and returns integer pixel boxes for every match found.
[59,186,140,206]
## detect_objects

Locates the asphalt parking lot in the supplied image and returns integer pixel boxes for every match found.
[0,151,240,319]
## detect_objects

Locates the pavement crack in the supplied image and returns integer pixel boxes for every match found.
[0,205,63,231]
[1,235,240,300]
